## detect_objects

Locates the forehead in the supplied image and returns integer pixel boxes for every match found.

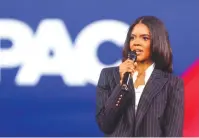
[131,23,150,35]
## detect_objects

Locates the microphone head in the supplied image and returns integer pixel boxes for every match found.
[128,50,137,61]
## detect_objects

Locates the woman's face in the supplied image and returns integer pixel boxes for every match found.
[129,23,151,62]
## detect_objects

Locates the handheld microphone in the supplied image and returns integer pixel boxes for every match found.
[121,50,137,91]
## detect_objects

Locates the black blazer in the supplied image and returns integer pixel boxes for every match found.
[96,66,184,137]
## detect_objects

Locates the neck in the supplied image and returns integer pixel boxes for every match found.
[136,60,153,75]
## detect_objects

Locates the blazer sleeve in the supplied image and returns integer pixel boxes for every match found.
[96,68,132,134]
[163,77,184,137]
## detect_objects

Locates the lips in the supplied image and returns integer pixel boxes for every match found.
[134,49,143,55]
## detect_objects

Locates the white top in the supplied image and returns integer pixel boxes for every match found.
[132,63,155,112]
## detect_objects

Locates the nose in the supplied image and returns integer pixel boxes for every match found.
[130,38,141,51]
[132,38,141,46]
[133,43,141,46]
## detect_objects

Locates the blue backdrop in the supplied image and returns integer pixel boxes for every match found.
[0,0,199,137]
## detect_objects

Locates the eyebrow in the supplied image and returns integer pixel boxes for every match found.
[131,34,150,37]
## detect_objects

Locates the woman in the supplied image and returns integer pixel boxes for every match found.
[96,16,184,137]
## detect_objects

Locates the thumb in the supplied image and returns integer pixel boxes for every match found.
[134,62,137,69]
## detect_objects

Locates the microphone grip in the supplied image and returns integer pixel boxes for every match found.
[121,72,131,91]
[121,50,137,91]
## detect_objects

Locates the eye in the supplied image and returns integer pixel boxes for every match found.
[143,36,149,41]
[130,36,135,40]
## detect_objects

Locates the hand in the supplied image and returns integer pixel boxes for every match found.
[119,59,137,84]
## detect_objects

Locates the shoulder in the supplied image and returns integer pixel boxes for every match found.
[97,66,118,86]
[159,71,184,102]
[159,70,184,88]
[100,66,119,75]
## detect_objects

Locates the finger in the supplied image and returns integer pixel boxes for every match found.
[127,63,135,68]
[127,69,134,73]
[121,72,125,77]
[134,62,137,67]
[124,59,130,63]
[127,59,134,64]
[131,69,135,75]
[134,62,137,69]
[127,66,135,70]
[124,59,131,64]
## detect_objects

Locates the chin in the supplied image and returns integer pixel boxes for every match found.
[136,57,145,62]
[136,57,152,64]
[136,54,150,62]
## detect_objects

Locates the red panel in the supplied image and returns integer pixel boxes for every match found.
[182,59,199,137]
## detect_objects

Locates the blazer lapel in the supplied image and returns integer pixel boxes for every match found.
[135,69,168,133]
